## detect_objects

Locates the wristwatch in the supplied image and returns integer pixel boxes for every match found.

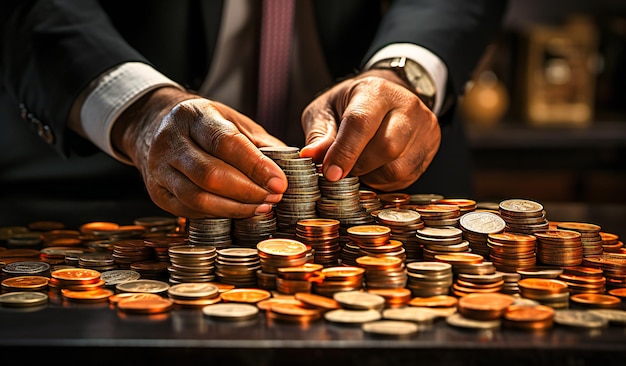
[370,57,437,111]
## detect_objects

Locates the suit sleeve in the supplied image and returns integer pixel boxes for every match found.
[363,0,508,97]
[0,0,148,155]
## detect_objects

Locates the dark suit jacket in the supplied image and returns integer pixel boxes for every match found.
[0,0,507,225]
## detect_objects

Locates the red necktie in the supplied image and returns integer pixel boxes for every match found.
[256,0,295,138]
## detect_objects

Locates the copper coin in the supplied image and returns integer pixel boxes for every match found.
[117,295,174,314]
[61,288,114,302]
[221,288,271,303]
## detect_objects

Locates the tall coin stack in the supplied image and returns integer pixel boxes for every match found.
[498,198,549,234]
[187,218,232,249]
[375,208,424,262]
[317,175,373,245]
[405,261,453,297]
[459,211,506,259]
[295,218,341,266]
[274,157,320,238]
[167,245,217,284]
[535,229,583,267]
[215,247,260,287]
[556,222,604,258]
[232,210,277,248]
[487,232,537,272]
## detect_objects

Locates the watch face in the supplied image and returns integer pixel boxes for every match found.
[405,60,436,97]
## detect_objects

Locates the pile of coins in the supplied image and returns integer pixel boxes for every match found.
[518,278,570,309]
[414,204,461,227]
[535,230,583,267]
[405,261,453,297]
[556,222,603,257]
[311,266,364,297]
[187,218,232,249]
[275,263,322,294]
[499,199,549,234]
[356,255,407,289]
[232,211,277,247]
[487,232,537,272]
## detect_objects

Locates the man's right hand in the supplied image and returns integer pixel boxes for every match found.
[111,87,288,219]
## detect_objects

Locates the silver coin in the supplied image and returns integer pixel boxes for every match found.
[362,320,419,336]
[100,269,141,286]
[499,199,543,214]
[202,303,259,321]
[116,279,170,294]
[446,313,501,330]
[588,309,626,326]
[382,307,438,324]
[376,209,422,224]
[0,291,48,307]
[168,283,219,299]
[459,211,506,234]
[324,308,382,324]
[553,309,609,328]
[2,261,50,275]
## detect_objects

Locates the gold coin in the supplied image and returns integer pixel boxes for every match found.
[257,238,308,257]
[221,288,271,303]
[51,268,101,283]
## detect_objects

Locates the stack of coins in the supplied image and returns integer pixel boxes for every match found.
[405,261,453,297]
[112,239,153,268]
[359,190,383,215]
[518,278,570,309]
[232,210,277,247]
[415,204,461,228]
[459,211,506,259]
[256,238,311,291]
[535,230,583,267]
[584,254,626,291]
[317,175,372,240]
[311,266,364,297]
[356,255,407,289]
[274,157,320,238]
[501,272,522,295]
[215,247,260,288]
[143,237,188,262]
[377,193,410,208]
[167,245,217,284]
[487,232,537,272]
[498,199,549,234]
[452,272,504,297]
[39,247,90,266]
[48,268,106,293]
[275,263,322,295]
[345,225,405,265]
[167,282,221,308]
[375,208,424,262]
[417,227,468,261]
[556,222,604,257]
[78,253,117,272]
[295,218,341,266]
[457,292,515,321]
[436,198,477,214]
[187,218,232,249]
[558,266,606,295]
[600,232,623,253]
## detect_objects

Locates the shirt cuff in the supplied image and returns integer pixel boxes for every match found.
[80,62,184,164]
[364,44,448,116]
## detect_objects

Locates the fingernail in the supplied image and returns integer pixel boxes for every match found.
[265,193,282,203]
[325,164,343,181]
[255,204,273,215]
[267,177,286,193]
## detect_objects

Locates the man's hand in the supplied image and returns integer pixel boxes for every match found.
[299,69,441,191]
[111,87,288,219]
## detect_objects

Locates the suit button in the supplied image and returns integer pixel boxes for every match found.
[39,124,55,144]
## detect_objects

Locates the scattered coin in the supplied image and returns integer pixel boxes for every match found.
[324,308,382,325]
[446,313,501,330]
[553,309,609,329]
[362,320,419,336]
[202,303,259,321]
[0,291,48,307]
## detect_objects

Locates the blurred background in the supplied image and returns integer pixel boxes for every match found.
[460,0,626,236]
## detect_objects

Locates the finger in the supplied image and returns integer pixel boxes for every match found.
[322,92,387,181]
[167,139,284,204]
[145,164,274,219]
[179,101,288,194]
[299,104,338,163]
